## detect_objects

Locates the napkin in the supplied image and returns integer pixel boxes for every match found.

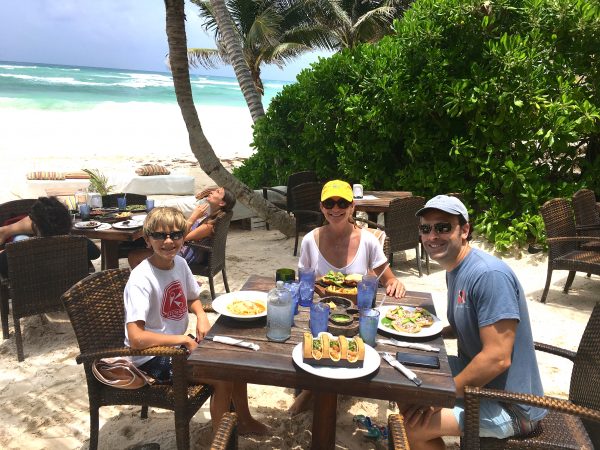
[211,335,260,351]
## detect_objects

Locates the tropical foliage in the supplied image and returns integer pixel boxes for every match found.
[236,0,600,250]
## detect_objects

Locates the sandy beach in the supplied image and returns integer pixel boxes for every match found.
[0,150,598,449]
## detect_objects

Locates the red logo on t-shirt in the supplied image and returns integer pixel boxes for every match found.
[161,280,187,321]
[457,289,466,304]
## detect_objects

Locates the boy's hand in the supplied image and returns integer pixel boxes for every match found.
[196,312,211,340]
[182,334,198,352]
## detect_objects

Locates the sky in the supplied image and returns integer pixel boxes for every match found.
[0,0,330,81]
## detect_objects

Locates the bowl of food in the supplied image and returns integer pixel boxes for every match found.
[319,296,353,311]
[329,312,354,326]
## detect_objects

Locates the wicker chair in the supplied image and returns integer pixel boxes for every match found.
[462,302,600,449]
[388,414,411,449]
[187,211,233,299]
[539,198,600,303]
[0,198,38,339]
[572,189,600,250]
[385,196,429,276]
[290,181,324,256]
[262,171,317,230]
[3,235,89,361]
[211,412,238,450]
[101,192,147,208]
[61,268,213,450]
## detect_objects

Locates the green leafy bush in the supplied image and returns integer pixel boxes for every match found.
[237,0,600,249]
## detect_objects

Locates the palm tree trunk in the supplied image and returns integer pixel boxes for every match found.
[164,0,294,236]
[209,0,265,122]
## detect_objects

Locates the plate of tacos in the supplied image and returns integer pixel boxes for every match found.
[291,332,380,379]
[377,305,443,338]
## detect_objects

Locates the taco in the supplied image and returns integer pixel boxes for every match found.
[328,337,342,362]
[338,335,348,360]
[343,273,363,286]
[303,332,324,360]
[391,318,422,334]
[346,336,365,363]
[321,270,346,287]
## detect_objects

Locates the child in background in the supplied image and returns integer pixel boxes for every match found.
[124,207,266,435]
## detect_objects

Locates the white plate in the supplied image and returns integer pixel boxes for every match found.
[377,305,444,338]
[291,341,381,379]
[74,221,102,229]
[212,291,268,320]
[112,220,143,230]
[96,223,112,231]
[132,214,147,222]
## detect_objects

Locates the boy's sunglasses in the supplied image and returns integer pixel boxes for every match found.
[418,222,453,234]
[321,198,351,209]
[148,230,185,241]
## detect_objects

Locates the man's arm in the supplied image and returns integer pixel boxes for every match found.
[453,319,517,397]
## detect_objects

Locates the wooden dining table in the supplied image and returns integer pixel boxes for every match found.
[188,275,455,450]
[72,223,144,269]
[354,190,412,222]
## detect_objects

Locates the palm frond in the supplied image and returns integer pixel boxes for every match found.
[187,48,225,69]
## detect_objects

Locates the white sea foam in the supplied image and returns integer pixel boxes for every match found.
[0,73,105,86]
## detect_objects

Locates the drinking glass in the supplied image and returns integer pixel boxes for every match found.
[275,268,295,282]
[310,302,330,336]
[145,199,155,212]
[359,308,380,347]
[117,196,127,211]
[357,280,376,310]
[284,281,300,318]
[79,204,91,220]
[298,267,316,307]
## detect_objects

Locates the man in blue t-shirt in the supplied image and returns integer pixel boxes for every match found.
[401,195,546,449]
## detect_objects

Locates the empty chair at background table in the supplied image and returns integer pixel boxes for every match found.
[572,189,600,250]
[290,181,324,256]
[539,198,600,303]
[262,171,317,230]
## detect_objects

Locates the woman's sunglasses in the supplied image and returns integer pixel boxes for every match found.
[148,230,185,241]
[321,198,352,209]
[418,222,453,234]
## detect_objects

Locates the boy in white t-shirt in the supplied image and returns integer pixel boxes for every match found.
[124,207,266,435]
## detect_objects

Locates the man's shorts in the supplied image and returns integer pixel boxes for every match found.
[449,356,539,439]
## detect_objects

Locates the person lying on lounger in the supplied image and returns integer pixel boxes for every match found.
[128,187,236,269]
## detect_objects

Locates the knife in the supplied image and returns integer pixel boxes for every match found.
[206,335,260,351]
[377,338,440,353]
[381,352,422,386]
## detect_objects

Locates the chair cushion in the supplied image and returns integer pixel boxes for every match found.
[26,171,65,180]
[135,164,171,176]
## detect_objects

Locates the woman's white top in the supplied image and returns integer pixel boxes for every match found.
[298,227,387,277]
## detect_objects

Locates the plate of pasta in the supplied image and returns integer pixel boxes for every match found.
[212,291,268,320]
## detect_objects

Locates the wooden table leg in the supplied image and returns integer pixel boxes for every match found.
[312,392,337,450]
[101,240,120,270]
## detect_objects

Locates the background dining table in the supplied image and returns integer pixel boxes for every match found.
[72,222,143,269]
[188,275,455,450]
[354,190,412,222]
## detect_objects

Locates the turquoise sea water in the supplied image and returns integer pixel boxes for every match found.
[0,60,286,110]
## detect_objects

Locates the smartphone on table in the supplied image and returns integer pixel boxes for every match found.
[396,351,440,369]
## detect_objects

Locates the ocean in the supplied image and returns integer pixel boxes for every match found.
[0,61,285,110]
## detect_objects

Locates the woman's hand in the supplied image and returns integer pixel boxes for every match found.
[386,278,406,298]
[188,203,209,223]
[401,404,441,427]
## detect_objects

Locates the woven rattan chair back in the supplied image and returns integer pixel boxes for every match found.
[5,235,89,361]
[188,211,233,300]
[570,303,600,445]
[61,268,213,450]
[540,198,578,260]
[573,189,600,238]
[462,304,600,449]
[0,199,37,234]
[388,414,410,449]
[291,181,324,256]
[286,171,317,211]
[101,193,147,208]
[0,198,38,340]
[386,196,429,276]
[210,412,238,450]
